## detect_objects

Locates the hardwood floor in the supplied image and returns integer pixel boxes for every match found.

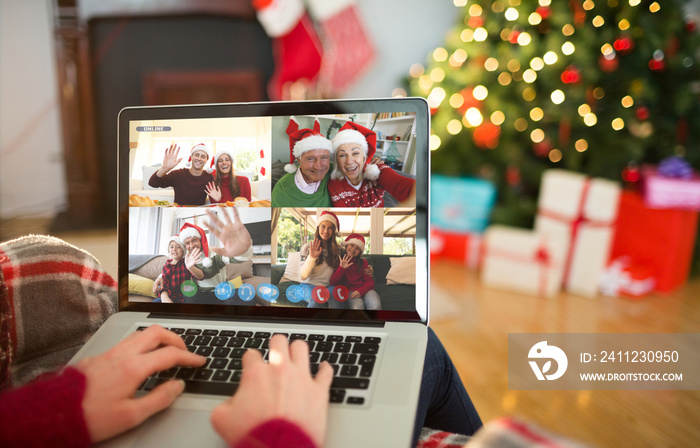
[2,220,698,447]
[430,261,700,448]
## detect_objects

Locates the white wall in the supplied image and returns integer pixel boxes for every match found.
[0,0,66,218]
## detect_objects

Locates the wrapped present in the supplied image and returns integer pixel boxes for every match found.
[534,169,621,298]
[599,256,656,298]
[481,225,563,298]
[641,157,700,211]
[610,191,698,293]
[430,228,482,269]
[431,175,496,234]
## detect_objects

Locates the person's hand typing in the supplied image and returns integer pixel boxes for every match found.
[211,335,333,447]
[75,326,206,443]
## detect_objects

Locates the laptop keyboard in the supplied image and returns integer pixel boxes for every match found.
[137,326,382,405]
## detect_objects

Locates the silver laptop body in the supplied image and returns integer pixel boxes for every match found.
[70,98,431,448]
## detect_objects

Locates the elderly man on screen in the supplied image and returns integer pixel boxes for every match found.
[271,117,334,207]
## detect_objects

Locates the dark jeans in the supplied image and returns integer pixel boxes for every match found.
[412,327,483,445]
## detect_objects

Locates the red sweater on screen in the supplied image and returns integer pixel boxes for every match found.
[330,258,375,297]
[210,174,252,203]
[328,164,415,207]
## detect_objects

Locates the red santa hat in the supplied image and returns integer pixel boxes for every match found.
[331,121,380,181]
[167,235,186,252]
[342,233,365,253]
[179,222,213,267]
[285,116,333,173]
[318,210,339,232]
[185,143,211,169]
[208,149,236,174]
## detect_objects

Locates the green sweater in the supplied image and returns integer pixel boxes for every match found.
[272,171,332,207]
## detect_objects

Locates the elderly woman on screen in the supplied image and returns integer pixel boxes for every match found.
[327,121,415,208]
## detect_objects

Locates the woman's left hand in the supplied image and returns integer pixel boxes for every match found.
[77,326,206,443]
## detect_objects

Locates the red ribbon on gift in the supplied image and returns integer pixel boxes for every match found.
[484,243,554,297]
[537,179,614,287]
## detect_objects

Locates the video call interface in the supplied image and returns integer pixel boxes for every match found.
[127,112,420,313]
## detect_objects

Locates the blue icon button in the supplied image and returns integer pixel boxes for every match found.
[286,284,311,303]
[237,284,256,302]
[214,282,234,301]
[257,283,280,303]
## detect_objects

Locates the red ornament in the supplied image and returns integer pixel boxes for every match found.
[509,30,521,44]
[260,166,266,176]
[648,59,665,71]
[635,106,650,121]
[613,36,634,54]
[472,122,501,149]
[458,87,482,114]
[506,165,521,186]
[533,139,553,157]
[468,16,484,28]
[599,54,619,72]
[621,166,640,183]
[536,6,551,19]
[561,65,581,84]
[686,18,696,32]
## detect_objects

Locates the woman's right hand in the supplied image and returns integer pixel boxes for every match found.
[309,238,322,258]
[205,182,222,202]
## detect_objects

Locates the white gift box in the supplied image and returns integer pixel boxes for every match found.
[481,225,563,298]
[534,169,621,298]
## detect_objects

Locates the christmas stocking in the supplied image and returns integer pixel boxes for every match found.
[252,0,324,100]
[306,0,376,93]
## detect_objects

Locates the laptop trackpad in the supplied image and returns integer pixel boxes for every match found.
[98,407,226,448]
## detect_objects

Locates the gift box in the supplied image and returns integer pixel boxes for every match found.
[431,175,496,234]
[430,228,482,269]
[641,163,700,211]
[610,191,698,293]
[481,225,564,298]
[534,169,621,298]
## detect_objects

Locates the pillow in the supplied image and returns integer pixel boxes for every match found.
[142,165,164,190]
[225,259,254,280]
[132,256,167,280]
[280,252,301,283]
[228,275,244,289]
[128,273,157,298]
[386,257,416,285]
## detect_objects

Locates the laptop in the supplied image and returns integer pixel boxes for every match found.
[69,98,431,447]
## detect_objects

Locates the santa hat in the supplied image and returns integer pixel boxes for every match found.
[284,116,333,173]
[167,235,186,252]
[342,233,365,253]
[208,149,235,174]
[185,143,211,169]
[318,210,339,232]
[179,222,213,267]
[331,121,380,181]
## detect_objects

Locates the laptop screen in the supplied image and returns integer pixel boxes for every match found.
[119,99,429,324]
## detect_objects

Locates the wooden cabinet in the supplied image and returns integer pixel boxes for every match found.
[50,0,268,229]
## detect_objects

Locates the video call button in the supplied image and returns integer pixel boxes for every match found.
[181,280,198,297]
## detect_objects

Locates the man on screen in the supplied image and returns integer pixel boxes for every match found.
[271,117,333,207]
[148,142,215,206]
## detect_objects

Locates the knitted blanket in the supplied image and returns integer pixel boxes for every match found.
[0,235,117,388]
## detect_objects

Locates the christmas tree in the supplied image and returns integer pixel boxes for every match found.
[409,0,700,227]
